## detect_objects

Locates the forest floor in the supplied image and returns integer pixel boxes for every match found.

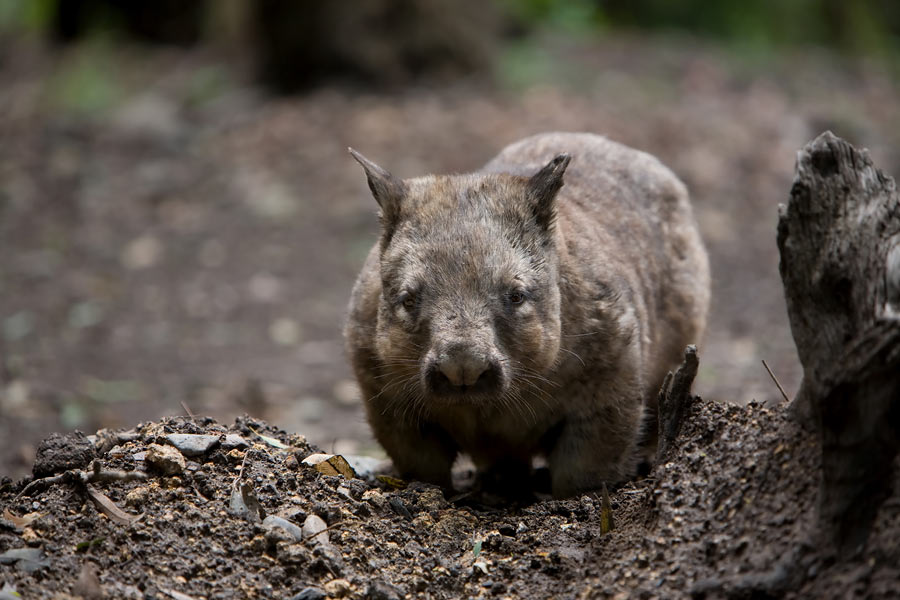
[1,33,900,598]
[1,392,897,598]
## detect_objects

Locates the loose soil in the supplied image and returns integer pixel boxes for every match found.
[1,395,898,598]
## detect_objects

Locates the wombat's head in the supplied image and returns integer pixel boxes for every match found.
[350,149,570,410]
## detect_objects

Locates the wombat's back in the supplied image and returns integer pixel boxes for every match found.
[485,132,710,395]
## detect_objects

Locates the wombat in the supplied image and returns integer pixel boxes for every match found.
[345,132,710,498]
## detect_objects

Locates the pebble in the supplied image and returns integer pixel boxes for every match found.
[125,487,150,508]
[221,434,249,450]
[145,444,186,475]
[388,496,412,520]
[362,489,387,510]
[323,579,352,598]
[416,487,448,512]
[166,434,220,457]
[20,528,39,545]
[301,514,330,547]
[366,580,403,600]
[288,587,326,600]
[261,516,304,543]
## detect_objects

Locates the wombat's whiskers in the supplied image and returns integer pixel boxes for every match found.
[500,388,539,424]
[558,347,586,367]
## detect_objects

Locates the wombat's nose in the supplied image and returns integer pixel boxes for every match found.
[428,351,501,395]
[439,356,489,387]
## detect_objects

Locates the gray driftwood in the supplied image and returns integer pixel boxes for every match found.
[777,131,900,555]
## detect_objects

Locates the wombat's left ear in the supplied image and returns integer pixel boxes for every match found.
[528,153,571,228]
[348,148,406,225]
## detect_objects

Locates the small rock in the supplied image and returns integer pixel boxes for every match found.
[262,516,304,543]
[145,444,186,475]
[473,559,490,575]
[323,578,352,598]
[288,587,326,600]
[20,528,39,546]
[221,434,249,450]
[125,487,150,508]
[388,496,412,520]
[417,487,448,512]
[301,514,330,546]
[362,490,387,510]
[366,580,403,600]
[165,434,220,457]
[0,547,50,573]
[277,542,309,564]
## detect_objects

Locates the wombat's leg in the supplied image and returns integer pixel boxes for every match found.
[547,394,644,498]
[370,412,458,489]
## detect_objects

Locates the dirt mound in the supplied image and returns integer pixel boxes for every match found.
[2,395,896,598]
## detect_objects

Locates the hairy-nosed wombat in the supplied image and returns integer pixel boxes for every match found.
[345,132,710,498]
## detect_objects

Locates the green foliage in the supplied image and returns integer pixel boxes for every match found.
[502,0,900,57]
[0,0,55,34]
[46,40,122,115]
[502,0,605,36]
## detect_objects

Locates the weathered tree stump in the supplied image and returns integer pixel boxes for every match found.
[777,131,900,556]
[656,345,699,462]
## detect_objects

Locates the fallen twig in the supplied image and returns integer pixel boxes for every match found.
[16,460,147,499]
[761,359,790,403]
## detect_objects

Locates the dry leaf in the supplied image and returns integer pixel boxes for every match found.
[248,426,289,449]
[3,509,42,528]
[301,453,356,478]
[85,484,141,526]
[375,475,407,489]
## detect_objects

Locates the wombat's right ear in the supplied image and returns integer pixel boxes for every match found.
[348,148,406,225]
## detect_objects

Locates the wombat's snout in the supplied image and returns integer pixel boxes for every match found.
[425,345,503,397]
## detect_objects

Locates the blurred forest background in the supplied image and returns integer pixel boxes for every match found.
[1,0,899,479]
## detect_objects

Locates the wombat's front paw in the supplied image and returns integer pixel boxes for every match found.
[379,429,457,491]
[548,422,638,497]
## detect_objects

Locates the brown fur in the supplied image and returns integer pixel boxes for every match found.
[345,132,710,498]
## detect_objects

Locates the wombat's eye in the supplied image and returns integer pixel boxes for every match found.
[398,291,417,311]
[507,291,527,306]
